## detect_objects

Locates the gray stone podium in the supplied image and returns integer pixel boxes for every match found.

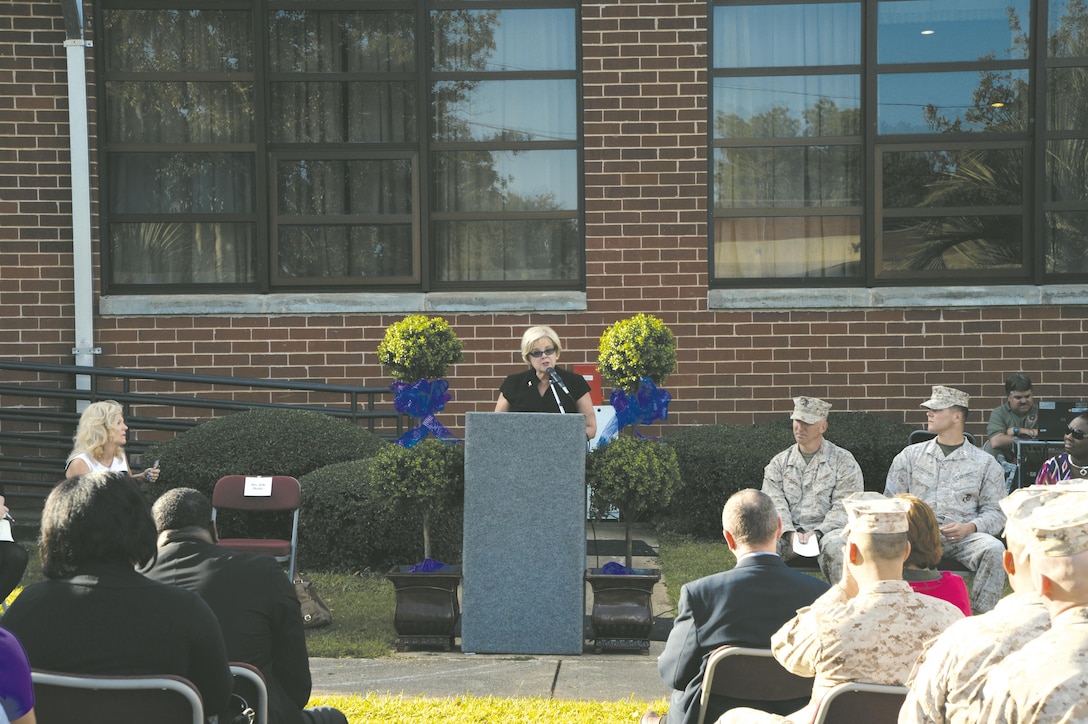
[461,412,586,654]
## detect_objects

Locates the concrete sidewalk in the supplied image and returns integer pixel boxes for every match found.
[310,521,674,702]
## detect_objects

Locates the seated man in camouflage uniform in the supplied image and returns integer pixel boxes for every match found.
[979,489,1088,723]
[762,396,862,582]
[884,385,1007,613]
[718,492,963,724]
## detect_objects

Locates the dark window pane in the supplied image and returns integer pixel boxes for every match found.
[432,9,575,72]
[433,219,581,281]
[877,0,1029,64]
[434,150,577,212]
[103,10,252,72]
[270,82,416,143]
[109,222,256,284]
[1044,212,1088,272]
[1047,68,1088,132]
[1049,0,1088,58]
[713,4,861,68]
[714,146,861,208]
[1047,141,1088,203]
[713,75,861,139]
[882,149,1023,208]
[268,11,415,73]
[109,153,255,214]
[880,215,1023,272]
[433,80,577,142]
[713,216,862,279]
[277,158,413,215]
[106,82,254,144]
[879,70,1028,134]
[278,225,414,279]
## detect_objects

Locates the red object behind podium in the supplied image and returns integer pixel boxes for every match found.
[573,364,603,405]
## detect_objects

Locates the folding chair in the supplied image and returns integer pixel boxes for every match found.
[809,681,909,724]
[215,663,269,724]
[31,669,203,724]
[696,646,814,724]
[212,475,300,580]
[908,429,978,446]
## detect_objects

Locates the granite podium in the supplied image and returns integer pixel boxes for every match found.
[461,411,587,654]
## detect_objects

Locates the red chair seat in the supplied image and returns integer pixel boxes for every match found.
[217,538,291,556]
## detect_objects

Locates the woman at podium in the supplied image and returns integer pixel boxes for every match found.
[1035,413,1088,485]
[495,325,597,440]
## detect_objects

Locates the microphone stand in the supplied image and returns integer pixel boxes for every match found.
[549,380,567,413]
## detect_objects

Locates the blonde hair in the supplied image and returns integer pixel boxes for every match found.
[520,326,562,366]
[68,400,126,465]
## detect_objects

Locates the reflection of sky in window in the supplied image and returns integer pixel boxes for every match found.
[878,70,1027,133]
[877,0,1029,63]
[713,4,860,68]
[438,80,577,141]
[494,150,577,210]
[713,76,859,132]
[435,9,575,71]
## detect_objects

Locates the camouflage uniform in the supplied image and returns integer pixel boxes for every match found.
[884,438,1007,611]
[762,439,862,582]
[717,581,963,724]
[899,592,1050,724]
[978,606,1088,723]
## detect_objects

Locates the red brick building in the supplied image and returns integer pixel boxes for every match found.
[3,0,1087,441]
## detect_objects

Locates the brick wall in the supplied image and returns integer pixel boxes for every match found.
[2,0,1087,445]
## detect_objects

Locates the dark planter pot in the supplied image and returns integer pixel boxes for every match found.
[584,567,661,654]
[385,565,462,652]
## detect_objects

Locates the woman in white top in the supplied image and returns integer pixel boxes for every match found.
[64,400,160,482]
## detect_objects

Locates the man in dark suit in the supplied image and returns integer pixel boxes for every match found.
[144,488,347,724]
[643,489,830,724]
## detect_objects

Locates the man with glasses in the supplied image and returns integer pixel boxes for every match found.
[495,325,596,440]
[984,373,1040,460]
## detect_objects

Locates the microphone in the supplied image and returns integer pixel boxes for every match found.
[544,367,571,396]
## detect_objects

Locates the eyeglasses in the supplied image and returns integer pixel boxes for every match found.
[1065,427,1088,441]
[528,347,557,359]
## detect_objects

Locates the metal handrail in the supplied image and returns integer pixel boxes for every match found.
[0,359,403,506]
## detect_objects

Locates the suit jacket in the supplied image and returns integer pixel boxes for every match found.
[656,553,829,724]
[144,539,311,724]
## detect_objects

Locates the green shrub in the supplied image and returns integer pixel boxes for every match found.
[597,313,677,394]
[660,412,913,539]
[144,408,389,542]
[377,314,464,381]
[297,459,464,573]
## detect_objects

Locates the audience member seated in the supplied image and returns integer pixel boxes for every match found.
[144,488,348,724]
[0,625,36,724]
[897,493,972,616]
[0,471,232,713]
[978,488,1088,722]
[761,397,863,583]
[983,373,1039,461]
[642,489,829,724]
[718,493,963,724]
[885,385,1007,613]
[0,496,28,604]
[900,485,1060,724]
[1034,413,1088,485]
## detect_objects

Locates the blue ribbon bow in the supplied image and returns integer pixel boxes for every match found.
[600,377,672,441]
[391,379,459,448]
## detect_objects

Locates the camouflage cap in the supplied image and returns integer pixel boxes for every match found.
[1001,486,1066,563]
[921,385,970,410]
[843,491,910,535]
[1023,492,1088,557]
[791,396,832,424]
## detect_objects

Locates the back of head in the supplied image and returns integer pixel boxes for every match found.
[898,493,942,568]
[152,487,213,535]
[1023,491,1088,602]
[40,470,157,578]
[844,492,910,564]
[722,489,778,547]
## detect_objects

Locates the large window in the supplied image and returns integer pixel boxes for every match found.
[100,1,582,293]
[710,0,1088,287]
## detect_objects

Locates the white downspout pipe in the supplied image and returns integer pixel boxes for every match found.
[61,0,99,398]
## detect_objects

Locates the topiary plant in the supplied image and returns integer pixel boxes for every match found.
[597,313,677,395]
[377,314,464,382]
[587,435,681,568]
[369,437,465,561]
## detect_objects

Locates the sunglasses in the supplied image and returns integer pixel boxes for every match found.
[1066,427,1088,441]
[528,347,557,359]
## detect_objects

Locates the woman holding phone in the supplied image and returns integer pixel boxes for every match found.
[64,400,160,482]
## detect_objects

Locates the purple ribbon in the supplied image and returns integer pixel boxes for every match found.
[391,379,458,448]
[602,377,672,440]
